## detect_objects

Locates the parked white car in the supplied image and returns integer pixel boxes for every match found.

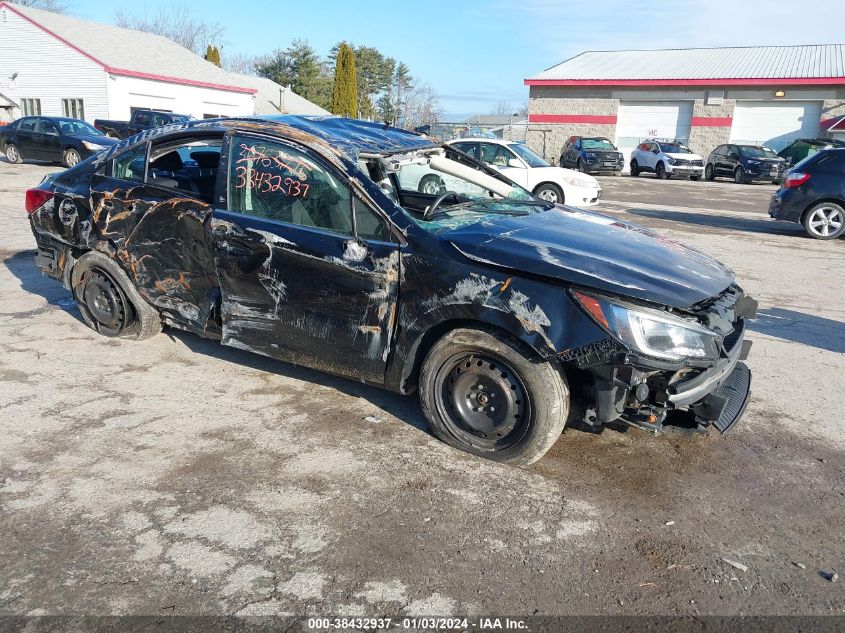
[629,139,705,180]
[443,138,602,206]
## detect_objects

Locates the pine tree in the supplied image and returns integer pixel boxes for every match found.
[204,44,214,63]
[331,43,358,118]
[212,45,221,67]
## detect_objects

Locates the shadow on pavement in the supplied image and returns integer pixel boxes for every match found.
[749,307,845,354]
[626,208,809,237]
[2,249,85,324]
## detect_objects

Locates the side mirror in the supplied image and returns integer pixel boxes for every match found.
[652,148,660,154]
[507,158,523,168]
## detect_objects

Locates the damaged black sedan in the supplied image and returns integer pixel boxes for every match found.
[26,116,756,465]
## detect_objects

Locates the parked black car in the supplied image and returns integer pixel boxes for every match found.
[777,137,845,167]
[94,109,193,140]
[560,136,624,174]
[769,148,845,240]
[1,116,118,167]
[705,144,786,184]
[25,116,756,464]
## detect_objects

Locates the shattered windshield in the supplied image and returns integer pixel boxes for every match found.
[370,147,548,233]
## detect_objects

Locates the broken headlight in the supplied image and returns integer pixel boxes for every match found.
[572,290,719,361]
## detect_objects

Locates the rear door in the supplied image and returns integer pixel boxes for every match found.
[34,119,63,161]
[15,118,38,157]
[212,131,400,383]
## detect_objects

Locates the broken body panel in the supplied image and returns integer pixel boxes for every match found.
[28,115,755,437]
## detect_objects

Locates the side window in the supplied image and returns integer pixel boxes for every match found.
[452,142,478,159]
[354,198,390,242]
[479,143,513,167]
[152,113,170,127]
[112,143,147,182]
[228,134,353,236]
[36,119,58,135]
[147,136,223,202]
[18,118,36,132]
[574,139,581,149]
[134,111,151,126]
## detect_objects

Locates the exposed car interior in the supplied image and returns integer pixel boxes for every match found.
[147,137,223,203]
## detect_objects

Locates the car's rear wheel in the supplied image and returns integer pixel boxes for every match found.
[802,202,845,240]
[418,174,446,195]
[656,162,667,179]
[63,148,81,168]
[5,143,22,164]
[630,160,640,176]
[533,182,564,204]
[72,251,161,340]
[705,164,715,181]
[734,167,746,184]
[419,327,569,465]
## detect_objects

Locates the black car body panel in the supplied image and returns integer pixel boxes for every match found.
[94,109,193,139]
[560,136,624,173]
[0,116,117,163]
[27,115,755,440]
[769,148,845,229]
[706,144,785,182]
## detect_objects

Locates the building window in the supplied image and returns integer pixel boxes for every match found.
[61,99,85,119]
[21,99,41,116]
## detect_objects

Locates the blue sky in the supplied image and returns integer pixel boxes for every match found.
[69,0,843,120]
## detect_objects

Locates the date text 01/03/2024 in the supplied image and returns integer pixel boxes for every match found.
[306,617,528,629]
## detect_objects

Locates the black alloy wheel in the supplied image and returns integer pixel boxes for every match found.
[81,268,132,336]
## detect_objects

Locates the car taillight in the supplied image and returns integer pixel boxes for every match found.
[783,171,810,188]
[25,188,54,214]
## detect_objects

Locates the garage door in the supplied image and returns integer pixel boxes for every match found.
[730,101,822,152]
[615,102,693,172]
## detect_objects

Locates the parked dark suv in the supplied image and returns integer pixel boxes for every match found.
[768,148,845,240]
[559,136,624,174]
[705,144,786,184]
[777,138,845,168]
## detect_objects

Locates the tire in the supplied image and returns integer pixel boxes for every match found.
[734,167,746,184]
[802,202,845,240]
[418,174,446,195]
[630,160,640,177]
[71,251,162,340]
[705,164,715,181]
[656,162,668,179]
[533,182,564,205]
[419,327,569,465]
[576,158,585,172]
[5,143,22,164]
[63,148,81,168]
[690,175,701,182]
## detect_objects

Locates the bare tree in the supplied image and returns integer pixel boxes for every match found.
[401,81,442,130]
[222,53,258,76]
[490,100,514,117]
[114,5,224,56]
[8,0,71,13]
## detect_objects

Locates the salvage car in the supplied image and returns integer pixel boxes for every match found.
[26,116,756,465]
[1,116,117,167]
[630,139,705,180]
[446,137,601,206]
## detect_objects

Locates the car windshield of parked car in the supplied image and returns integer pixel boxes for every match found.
[659,143,692,154]
[740,146,778,158]
[58,120,103,136]
[508,143,549,168]
[581,138,616,151]
[381,148,546,232]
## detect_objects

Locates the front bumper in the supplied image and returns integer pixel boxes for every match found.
[583,157,624,173]
[567,184,602,206]
[666,164,704,176]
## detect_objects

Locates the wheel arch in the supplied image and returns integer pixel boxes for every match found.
[800,197,845,223]
[532,180,565,201]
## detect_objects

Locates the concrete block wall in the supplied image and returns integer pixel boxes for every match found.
[687,99,736,158]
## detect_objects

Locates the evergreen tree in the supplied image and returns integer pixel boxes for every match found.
[331,43,358,118]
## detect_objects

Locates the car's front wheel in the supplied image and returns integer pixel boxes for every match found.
[419,327,569,465]
[577,158,585,172]
[656,162,668,179]
[5,143,22,164]
[802,202,845,240]
[630,160,640,176]
[63,148,81,168]
[533,182,564,204]
[734,167,746,184]
[71,251,162,340]
[705,164,715,181]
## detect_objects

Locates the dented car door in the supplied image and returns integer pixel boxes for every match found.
[211,132,399,383]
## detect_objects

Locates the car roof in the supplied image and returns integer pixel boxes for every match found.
[186,115,438,161]
[448,137,510,144]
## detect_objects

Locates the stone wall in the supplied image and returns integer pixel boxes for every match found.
[687,99,736,157]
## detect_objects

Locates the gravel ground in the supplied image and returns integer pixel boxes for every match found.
[1,160,843,618]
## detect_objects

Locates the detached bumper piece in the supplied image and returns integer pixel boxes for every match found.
[690,361,751,433]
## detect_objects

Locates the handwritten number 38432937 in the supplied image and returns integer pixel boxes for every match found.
[235,166,310,198]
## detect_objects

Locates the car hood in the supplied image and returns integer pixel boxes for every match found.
[444,207,734,309]
[532,166,599,187]
[665,152,703,161]
[76,134,118,146]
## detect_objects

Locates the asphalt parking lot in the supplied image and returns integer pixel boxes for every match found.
[1,160,844,618]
